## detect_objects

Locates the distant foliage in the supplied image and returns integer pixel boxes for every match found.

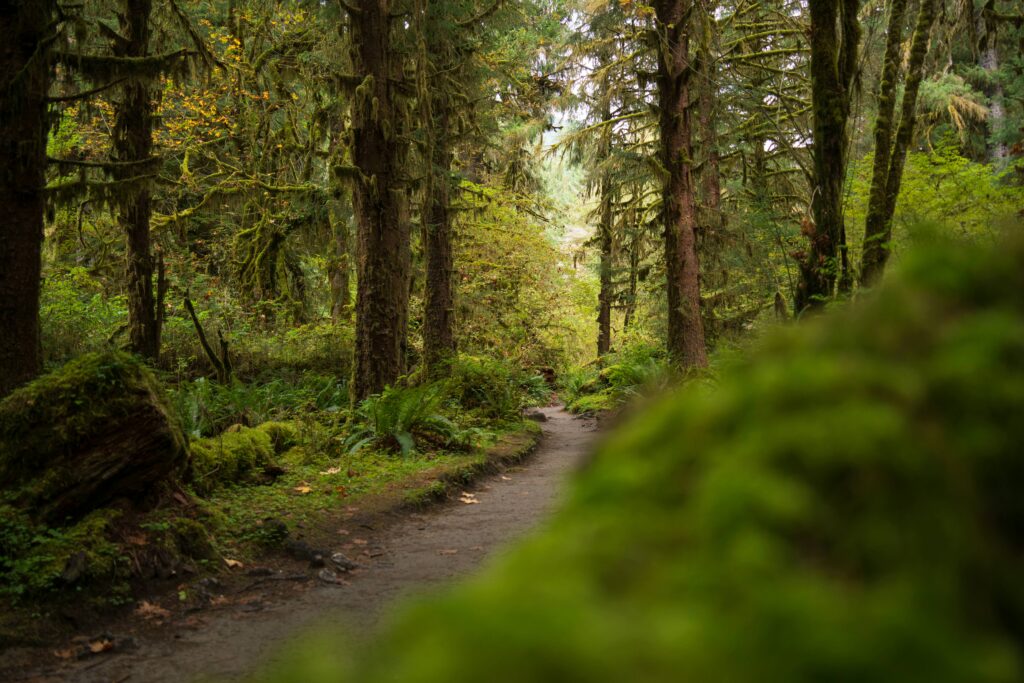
[39,268,127,366]
[846,139,1024,269]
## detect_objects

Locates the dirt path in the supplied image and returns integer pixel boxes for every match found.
[59,406,597,683]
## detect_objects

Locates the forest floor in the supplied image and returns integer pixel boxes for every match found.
[7,405,599,683]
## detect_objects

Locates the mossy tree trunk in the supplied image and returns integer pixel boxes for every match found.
[329,203,353,322]
[420,12,456,375]
[860,0,936,286]
[656,0,708,368]
[113,0,161,360]
[0,1,54,398]
[860,0,910,286]
[596,64,615,357]
[797,0,860,312]
[348,0,411,400]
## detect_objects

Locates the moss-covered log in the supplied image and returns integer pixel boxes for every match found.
[0,352,187,525]
[188,421,297,496]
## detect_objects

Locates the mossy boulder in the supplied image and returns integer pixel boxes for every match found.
[0,352,187,525]
[188,421,296,495]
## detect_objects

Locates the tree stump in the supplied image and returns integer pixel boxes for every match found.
[0,351,188,525]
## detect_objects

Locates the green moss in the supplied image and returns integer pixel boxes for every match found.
[567,391,617,415]
[257,421,300,452]
[0,504,124,600]
[259,230,1024,682]
[189,427,277,496]
[0,351,185,485]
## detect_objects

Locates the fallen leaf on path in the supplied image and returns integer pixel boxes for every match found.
[352,538,368,546]
[319,466,341,476]
[53,648,75,660]
[500,476,512,481]
[224,558,244,569]
[438,548,458,556]
[134,601,171,621]
[294,484,313,494]
[459,492,480,504]
[89,639,114,654]
[337,528,350,536]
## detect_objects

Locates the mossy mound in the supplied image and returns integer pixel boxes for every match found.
[260,230,1024,682]
[0,352,187,524]
[189,421,296,495]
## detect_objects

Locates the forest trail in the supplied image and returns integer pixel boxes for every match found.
[53,406,598,683]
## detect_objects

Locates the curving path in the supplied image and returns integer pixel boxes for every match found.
[59,405,597,683]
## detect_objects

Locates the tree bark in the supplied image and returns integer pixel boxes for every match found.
[349,0,411,400]
[797,0,860,312]
[0,1,53,398]
[655,0,708,368]
[421,63,456,375]
[860,0,936,286]
[860,0,910,286]
[597,75,614,357]
[329,207,352,322]
[597,177,614,357]
[113,0,161,360]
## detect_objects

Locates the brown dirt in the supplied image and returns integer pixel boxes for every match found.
[13,405,598,683]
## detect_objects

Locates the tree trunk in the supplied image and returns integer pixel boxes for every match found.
[596,77,614,357]
[597,178,614,356]
[421,91,456,375]
[114,0,160,360]
[979,9,1008,163]
[861,0,936,286]
[797,0,860,312]
[0,2,53,398]
[860,0,910,286]
[655,0,708,368]
[329,207,352,322]
[349,0,410,400]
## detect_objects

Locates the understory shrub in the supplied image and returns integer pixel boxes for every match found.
[562,341,666,414]
[443,355,548,419]
[259,228,1024,682]
[345,384,462,457]
[170,373,347,439]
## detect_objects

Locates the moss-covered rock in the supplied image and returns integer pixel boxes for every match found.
[189,421,297,495]
[0,352,187,524]
[259,230,1024,682]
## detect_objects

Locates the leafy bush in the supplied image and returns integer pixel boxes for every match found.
[260,228,1024,682]
[346,383,461,457]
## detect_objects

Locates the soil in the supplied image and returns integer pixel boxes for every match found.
[9,405,598,683]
